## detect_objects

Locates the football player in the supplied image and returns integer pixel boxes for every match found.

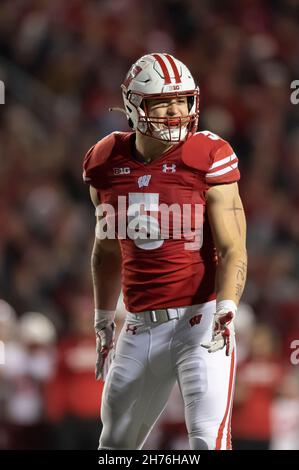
[83,53,247,450]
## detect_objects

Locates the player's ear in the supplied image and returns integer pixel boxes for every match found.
[187,96,194,112]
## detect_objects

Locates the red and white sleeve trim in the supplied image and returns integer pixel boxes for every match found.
[206,153,238,179]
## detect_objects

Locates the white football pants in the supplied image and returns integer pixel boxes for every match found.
[99,300,236,450]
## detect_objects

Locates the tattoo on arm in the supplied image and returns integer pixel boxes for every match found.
[224,201,243,235]
[236,260,247,281]
[235,260,247,298]
[235,283,243,299]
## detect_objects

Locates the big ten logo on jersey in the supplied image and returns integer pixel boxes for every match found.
[189,314,202,327]
[113,167,131,175]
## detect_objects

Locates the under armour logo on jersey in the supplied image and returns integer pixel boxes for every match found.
[163,163,176,173]
[138,175,151,188]
[113,167,131,175]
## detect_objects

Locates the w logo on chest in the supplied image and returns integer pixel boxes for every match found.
[138,175,151,188]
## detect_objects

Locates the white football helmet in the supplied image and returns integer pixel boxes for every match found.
[121,53,200,144]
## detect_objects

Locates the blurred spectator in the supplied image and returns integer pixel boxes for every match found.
[45,295,103,449]
[0,300,17,449]
[234,302,256,365]
[0,309,56,449]
[232,324,285,450]
[270,370,299,450]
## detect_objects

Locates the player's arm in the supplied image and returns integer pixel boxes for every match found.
[206,181,247,305]
[90,186,122,310]
[202,182,247,356]
[90,186,122,379]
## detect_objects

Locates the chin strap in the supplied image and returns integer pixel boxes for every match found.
[109,107,127,115]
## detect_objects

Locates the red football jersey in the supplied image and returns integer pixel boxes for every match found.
[83,131,240,313]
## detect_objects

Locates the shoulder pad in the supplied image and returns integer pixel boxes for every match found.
[83,132,118,184]
[182,131,240,184]
[181,131,224,172]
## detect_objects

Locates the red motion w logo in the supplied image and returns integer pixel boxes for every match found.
[189,314,202,327]
[123,65,142,88]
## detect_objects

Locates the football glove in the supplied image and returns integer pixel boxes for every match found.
[201,301,237,356]
[94,309,115,380]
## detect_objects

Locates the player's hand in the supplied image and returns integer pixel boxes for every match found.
[94,309,116,380]
[95,322,115,380]
[201,308,235,356]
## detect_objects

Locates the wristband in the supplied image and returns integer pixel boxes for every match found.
[94,309,115,328]
[216,300,237,314]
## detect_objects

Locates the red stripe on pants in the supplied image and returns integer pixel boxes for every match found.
[216,348,235,450]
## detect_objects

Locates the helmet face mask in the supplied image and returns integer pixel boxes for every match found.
[121,53,200,144]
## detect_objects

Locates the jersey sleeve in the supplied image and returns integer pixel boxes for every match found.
[205,138,240,186]
[82,145,96,183]
[181,131,240,186]
[82,133,116,189]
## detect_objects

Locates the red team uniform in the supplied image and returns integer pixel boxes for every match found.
[86,53,244,451]
[84,130,240,312]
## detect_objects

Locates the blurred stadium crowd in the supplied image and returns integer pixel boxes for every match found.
[0,0,299,450]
